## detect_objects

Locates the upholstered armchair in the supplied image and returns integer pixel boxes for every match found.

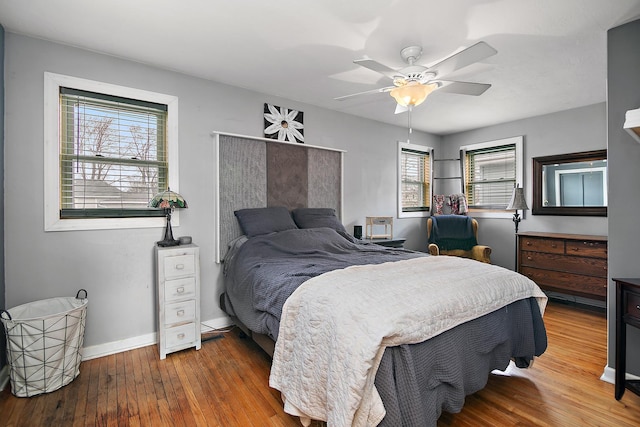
[427,215,492,263]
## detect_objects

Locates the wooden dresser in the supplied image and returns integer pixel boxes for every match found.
[517,231,607,300]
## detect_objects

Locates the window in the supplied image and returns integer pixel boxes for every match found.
[45,73,179,231]
[397,142,432,218]
[461,136,523,218]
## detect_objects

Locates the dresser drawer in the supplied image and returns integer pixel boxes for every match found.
[521,267,607,299]
[165,277,196,302]
[165,323,197,349]
[565,240,607,259]
[164,253,196,279]
[625,291,640,323]
[520,251,607,277]
[520,237,564,254]
[165,299,196,325]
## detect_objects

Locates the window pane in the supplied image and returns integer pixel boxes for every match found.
[466,144,516,208]
[401,148,430,212]
[60,89,168,217]
[62,159,164,209]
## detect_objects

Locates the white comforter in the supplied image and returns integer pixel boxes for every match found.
[269,256,547,427]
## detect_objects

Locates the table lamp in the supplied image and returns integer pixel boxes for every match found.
[149,188,188,247]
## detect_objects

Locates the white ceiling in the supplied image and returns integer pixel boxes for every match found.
[2,0,640,135]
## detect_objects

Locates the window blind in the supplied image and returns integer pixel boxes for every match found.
[465,144,516,208]
[401,148,431,212]
[59,88,168,218]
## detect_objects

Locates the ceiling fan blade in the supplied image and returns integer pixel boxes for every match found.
[428,42,497,78]
[437,81,492,96]
[353,58,399,79]
[334,86,395,101]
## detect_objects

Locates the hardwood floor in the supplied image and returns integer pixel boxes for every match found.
[1,301,639,426]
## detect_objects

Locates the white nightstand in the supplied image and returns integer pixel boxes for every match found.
[154,244,201,359]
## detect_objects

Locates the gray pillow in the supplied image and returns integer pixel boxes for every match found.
[234,206,298,238]
[291,208,347,233]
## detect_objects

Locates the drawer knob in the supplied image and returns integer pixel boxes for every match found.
[637,305,640,310]
[551,244,557,248]
[526,241,532,246]
[177,286,185,294]
[571,247,578,251]
[177,309,185,317]
[527,256,532,261]
[177,333,185,340]
[175,264,185,270]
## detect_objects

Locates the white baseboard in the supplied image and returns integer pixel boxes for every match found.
[201,316,234,333]
[81,315,234,361]
[600,365,640,384]
[81,332,157,361]
[601,366,616,384]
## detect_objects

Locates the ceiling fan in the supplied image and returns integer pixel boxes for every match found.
[335,41,497,113]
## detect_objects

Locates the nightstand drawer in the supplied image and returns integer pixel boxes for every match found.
[165,300,196,324]
[626,291,640,322]
[165,277,196,302]
[164,254,196,279]
[165,323,196,348]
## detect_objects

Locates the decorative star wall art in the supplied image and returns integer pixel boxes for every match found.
[264,103,304,144]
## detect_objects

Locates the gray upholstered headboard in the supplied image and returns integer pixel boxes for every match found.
[213,132,344,262]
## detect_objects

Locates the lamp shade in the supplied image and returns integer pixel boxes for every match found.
[149,188,188,210]
[506,185,528,211]
[149,188,188,247]
[389,82,438,107]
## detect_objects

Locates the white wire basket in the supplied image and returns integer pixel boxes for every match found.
[1,290,88,397]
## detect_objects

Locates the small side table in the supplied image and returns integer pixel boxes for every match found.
[155,244,201,360]
[363,238,406,249]
[613,278,640,400]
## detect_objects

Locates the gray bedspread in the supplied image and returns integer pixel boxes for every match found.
[222,227,425,340]
[221,227,547,426]
[376,297,546,426]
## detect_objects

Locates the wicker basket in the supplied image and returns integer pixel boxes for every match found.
[1,290,88,397]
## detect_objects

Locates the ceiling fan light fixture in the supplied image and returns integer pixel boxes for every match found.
[389,82,437,107]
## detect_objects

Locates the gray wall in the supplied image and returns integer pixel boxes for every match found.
[3,33,439,349]
[607,19,640,376]
[0,24,5,370]
[442,103,607,270]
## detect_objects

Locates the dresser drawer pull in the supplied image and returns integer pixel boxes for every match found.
[177,286,185,294]
[177,333,185,340]
[177,309,185,317]
[637,305,640,310]
[527,256,532,261]
[570,247,578,251]
[175,264,185,270]
[551,243,557,248]
[526,241,532,246]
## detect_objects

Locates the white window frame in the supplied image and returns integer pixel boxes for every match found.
[461,136,524,219]
[44,72,180,231]
[397,141,433,218]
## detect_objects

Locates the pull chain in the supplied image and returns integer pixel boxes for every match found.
[407,105,413,143]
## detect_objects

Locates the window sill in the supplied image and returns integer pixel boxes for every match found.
[45,213,179,232]
[467,209,513,219]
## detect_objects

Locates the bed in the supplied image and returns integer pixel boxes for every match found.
[219,206,548,427]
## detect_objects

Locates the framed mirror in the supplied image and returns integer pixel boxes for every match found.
[532,150,607,216]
